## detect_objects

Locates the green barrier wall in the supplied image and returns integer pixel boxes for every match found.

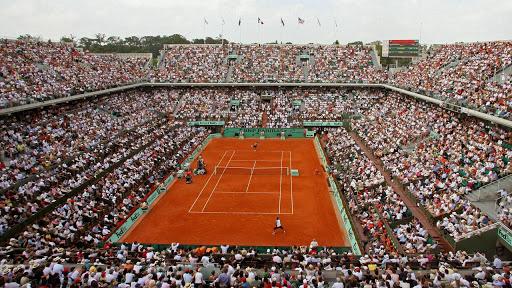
[224,128,306,138]
[313,137,362,255]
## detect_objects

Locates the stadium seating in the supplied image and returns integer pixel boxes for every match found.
[0,39,149,108]
[2,38,512,287]
[391,41,512,119]
[154,44,387,84]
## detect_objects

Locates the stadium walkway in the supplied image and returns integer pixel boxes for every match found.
[261,112,268,127]
[349,131,454,252]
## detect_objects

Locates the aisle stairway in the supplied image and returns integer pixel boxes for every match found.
[370,46,381,69]
[225,65,234,82]
[303,63,309,82]
[434,58,460,77]
[173,97,186,116]
[261,112,268,127]
[350,131,454,252]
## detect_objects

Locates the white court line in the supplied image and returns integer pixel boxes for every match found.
[229,150,291,153]
[215,191,279,194]
[189,211,293,215]
[290,151,294,214]
[230,160,281,162]
[278,151,283,214]
[188,150,228,212]
[214,166,287,169]
[201,150,236,212]
[245,160,257,192]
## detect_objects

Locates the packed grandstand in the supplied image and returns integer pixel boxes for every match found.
[0,37,512,288]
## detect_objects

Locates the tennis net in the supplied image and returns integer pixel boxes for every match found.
[213,166,289,175]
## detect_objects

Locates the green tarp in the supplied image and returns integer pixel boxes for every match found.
[224,128,307,138]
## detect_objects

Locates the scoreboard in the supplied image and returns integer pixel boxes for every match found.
[382,40,419,57]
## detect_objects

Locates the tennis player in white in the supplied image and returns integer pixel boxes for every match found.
[272,216,286,235]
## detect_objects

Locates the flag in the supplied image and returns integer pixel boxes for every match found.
[281,18,285,26]
[204,18,208,25]
[317,18,321,26]
[258,17,264,24]
[238,18,242,26]
[298,17,305,24]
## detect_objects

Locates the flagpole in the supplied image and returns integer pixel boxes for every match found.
[221,19,224,45]
[280,25,283,44]
[333,19,335,44]
[203,19,206,44]
[258,21,261,44]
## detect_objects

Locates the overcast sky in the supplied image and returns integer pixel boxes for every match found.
[0,0,510,44]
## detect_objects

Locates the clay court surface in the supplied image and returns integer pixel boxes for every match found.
[122,138,348,247]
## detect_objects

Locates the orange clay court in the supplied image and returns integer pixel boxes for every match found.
[122,138,349,247]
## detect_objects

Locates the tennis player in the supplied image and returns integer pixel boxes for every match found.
[252,142,258,151]
[272,216,285,235]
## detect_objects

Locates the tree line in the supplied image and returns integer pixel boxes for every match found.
[16,34,229,57]
[16,34,363,58]
[68,34,230,57]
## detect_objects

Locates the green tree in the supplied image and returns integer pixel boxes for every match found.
[60,34,76,44]
[71,34,229,57]
[18,34,42,41]
[94,33,106,45]
[79,37,95,49]
[348,41,363,46]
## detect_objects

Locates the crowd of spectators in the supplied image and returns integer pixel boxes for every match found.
[153,44,386,84]
[391,41,512,119]
[0,89,181,234]
[0,81,511,287]
[154,45,230,83]
[0,241,507,288]
[0,39,149,108]
[3,119,208,253]
[309,45,387,83]
[353,91,510,241]
[231,45,307,83]
[170,87,373,128]
[323,128,436,255]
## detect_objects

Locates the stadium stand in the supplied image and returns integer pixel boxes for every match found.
[2,38,512,287]
[153,44,387,84]
[0,39,150,108]
[391,41,512,119]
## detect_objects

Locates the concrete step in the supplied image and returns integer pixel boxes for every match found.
[226,65,234,82]
[472,201,498,220]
